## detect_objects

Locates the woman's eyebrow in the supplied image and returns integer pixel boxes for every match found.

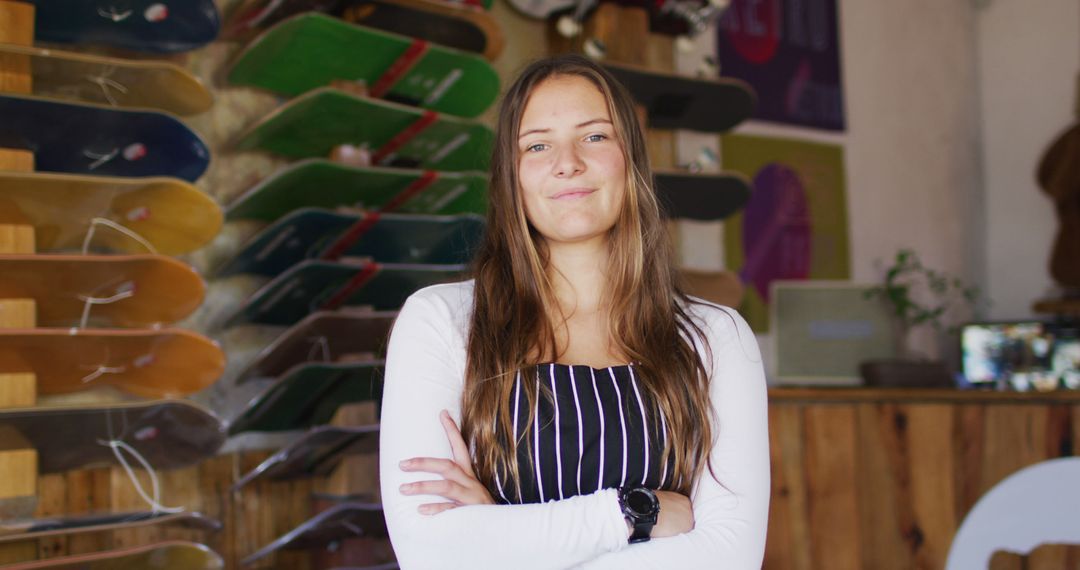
[518,118,612,139]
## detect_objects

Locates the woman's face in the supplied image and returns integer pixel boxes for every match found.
[516,74,627,248]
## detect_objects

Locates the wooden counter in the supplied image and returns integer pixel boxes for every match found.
[764,387,1080,570]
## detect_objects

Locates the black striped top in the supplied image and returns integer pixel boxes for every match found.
[491,363,676,505]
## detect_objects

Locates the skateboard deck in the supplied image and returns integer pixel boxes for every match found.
[217,210,484,278]
[224,260,464,327]
[0,512,220,546]
[0,328,224,399]
[0,93,210,182]
[1,540,223,569]
[602,62,755,132]
[226,160,488,223]
[233,87,493,172]
[225,0,504,60]
[0,171,221,255]
[236,311,396,383]
[0,254,205,328]
[0,43,213,116]
[228,361,382,434]
[28,0,221,54]
[242,502,387,565]
[654,170,751,221]
[0,400,224,473]
[232,424,380,489]
[228,13,499,118]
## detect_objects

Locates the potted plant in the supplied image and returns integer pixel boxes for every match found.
[860,248,982,387]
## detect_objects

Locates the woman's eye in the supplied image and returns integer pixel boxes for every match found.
[525,143,548,152]
[585,134,608,142]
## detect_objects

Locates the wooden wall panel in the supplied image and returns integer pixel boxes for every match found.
[803,406,861,570]
[855,403,914,570]
[906,404,956,569]
[764,405,811,570]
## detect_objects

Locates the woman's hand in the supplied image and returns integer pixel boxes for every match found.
[399,409,495,515]
[650,490,694,538]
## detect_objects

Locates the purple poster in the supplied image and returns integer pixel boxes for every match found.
[716,0,846,131]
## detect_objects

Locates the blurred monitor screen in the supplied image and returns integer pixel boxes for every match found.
[961,321,1080,390]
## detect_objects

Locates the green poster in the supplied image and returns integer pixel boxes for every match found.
[720,134,851,331]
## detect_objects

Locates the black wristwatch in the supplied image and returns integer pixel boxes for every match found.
[618,486,660,543]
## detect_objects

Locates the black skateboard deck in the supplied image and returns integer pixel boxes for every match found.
[242,502,387,565]
[654,170,751,221]
[0,511,221,545]
[1,539,223,569]
[29,0,221,54]
[232,424,379,490]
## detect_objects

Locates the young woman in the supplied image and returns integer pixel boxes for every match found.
[379,54,769,569]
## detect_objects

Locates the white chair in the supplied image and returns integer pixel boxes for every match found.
[946,457,1080,570]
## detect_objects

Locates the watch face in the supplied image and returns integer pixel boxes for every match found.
[627,488,658,515]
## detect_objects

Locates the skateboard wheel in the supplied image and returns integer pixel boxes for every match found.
[557,15,582,38]
[583,38,606,60]
[675,35,694,53]
[144,3,169,22]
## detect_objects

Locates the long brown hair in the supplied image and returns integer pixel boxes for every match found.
[462,54,714,499]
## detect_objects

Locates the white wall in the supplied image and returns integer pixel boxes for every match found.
[977,0,1079,320]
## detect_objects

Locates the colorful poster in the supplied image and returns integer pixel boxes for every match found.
[721,134,850,331]
[716,0,846,131]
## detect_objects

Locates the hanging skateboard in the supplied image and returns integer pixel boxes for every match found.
[224,260,464,327]
[0,94,210,181]
[0,254,205,328]
[0,171,221,255]
[228,361,382,434]
[0,328,224,399]
[232,87,493,171]
[0,43,213,116]
[227,13,499,118]
[1,540,223,569]
[242,502,387,565]
[0,400,224,473]
[226,160,488,223]
[0,512,220,546]
[224,0,504,60]
[509,0,725,39]
[235,311,396,384]
[217,210,484,278]
[654,170,751,221]
[602,61,755,133]
[232,424,379,489]
[26,0,221,54]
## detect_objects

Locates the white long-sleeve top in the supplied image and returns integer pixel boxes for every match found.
[379,280,770,569]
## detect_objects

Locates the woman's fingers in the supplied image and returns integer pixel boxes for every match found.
[400,457,470,484]
[418,503,458,515]
[400,478,465,499]
[439,409,475,476]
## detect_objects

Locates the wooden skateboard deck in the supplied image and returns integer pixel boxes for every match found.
[236,311,396,383]
[0,93,210,182]
[0,254,205,328]
[242,502,387,565]
[0,171,222,255]
[232,424,379,489]
[654,170,751,221]
[28,0,221,54]
[228,13,499,117]
[224,260,464,327]
[603,61,755,133]
[0,43,213,116]
[224,0,504,60]
[0,400,224,473]
[1,540,223,569]
[217,209,484,278]
[0,512,220,545]
[232,87,493,172]
[228,361,382,434]
[226,160,488,223]
[0,328,224,399]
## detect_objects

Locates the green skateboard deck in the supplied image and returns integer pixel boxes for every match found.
[232,87,493,171]
[0,43,213,116]
[228,361,382,434]
[226,160,488,223]
[224,260,464,327]
[0,328,224,399]
[0,171,221,255]
[217,209,484,278]
[242,502,387,565]
[231,424,379,489]
[236,311,395,384]
[0,254,205,328]
[224,0,504,60]
[2,540,223,569]
[228,13,499,118]
[0,400,224,473]
[0,512,220,545]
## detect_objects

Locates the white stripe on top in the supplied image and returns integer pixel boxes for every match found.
[533,369,545,502]
[608,368,628,487]
[589,367,605,492]
[570,366,584,496]
[549,364,564,500]
[628,366,650,485]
